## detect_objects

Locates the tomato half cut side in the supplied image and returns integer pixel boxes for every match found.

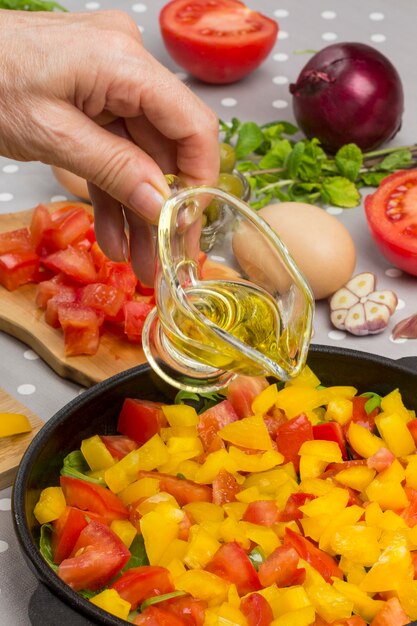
[365,169,417,276]
[159,0,278,84]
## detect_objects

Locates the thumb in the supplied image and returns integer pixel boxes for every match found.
[47,106,170,223]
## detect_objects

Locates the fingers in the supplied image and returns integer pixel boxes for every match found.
[87,183,128,263]
[124,209,157,286]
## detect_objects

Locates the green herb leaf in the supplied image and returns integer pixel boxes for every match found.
[360,392,382,414]
[175,389,226,413]
[259,140,292,169]
[235,122,265,159]
[378,148,413,171]
[219,117,241,144]
[334,144,363,181]
[122,534,149,572]
[321,176,361,208]
[39,524,58,572]
[248,546,266,571]
[0,0,67,10]
[358,171,388,187]
[285,141,306,178]
[60,450,105,485]
[140,591,187,612]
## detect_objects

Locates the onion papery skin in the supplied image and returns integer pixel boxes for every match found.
[289,42,404,153]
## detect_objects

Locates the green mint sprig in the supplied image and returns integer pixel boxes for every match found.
[219,118,417,209]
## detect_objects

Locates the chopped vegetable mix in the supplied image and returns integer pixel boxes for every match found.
[33,368,417,624]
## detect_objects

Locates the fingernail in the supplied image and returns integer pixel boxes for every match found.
[128,183,165,223]
[122,235,129,262]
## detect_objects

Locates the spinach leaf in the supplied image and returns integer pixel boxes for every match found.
[61,450,105,485]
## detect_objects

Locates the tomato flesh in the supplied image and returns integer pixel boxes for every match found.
[111,565,175,610]
[117,398,167,445]
[365,169,417,275]
[240,592,274,626]
[285,527,343,584]
[0,249,40,291]
[60,476,129,522]
[204,541,261,595]
[159,0,278,84]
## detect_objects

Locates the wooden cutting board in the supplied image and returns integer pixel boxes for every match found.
[0,202,147,388]
[0,388,44,489]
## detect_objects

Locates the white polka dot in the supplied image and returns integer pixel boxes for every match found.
[24,350,40,361]
[85,1,100,8]
[175,72,188,81]
[278,31,289,40]
[273,53,289,62]
[132,3,147,12]
[396,299,406,311]
[2,164,19,174]
[221,98,237,108]
[137,25,144,33]
[50,195,68,202]
[272,75,289,85]
[322,32,338,41]
[326,206,343,215]
[369,12,384,21]
[371,34,386,43]
[0,193,13,202]
[389,335,408,344]
[0,499,11,512]
[0,541,8,553]
[328,330,347,341]
[17,384,36,396]
[385,268,403,278]
[321,10,336,19]
[274,9,289,18]
[272,99,289,109]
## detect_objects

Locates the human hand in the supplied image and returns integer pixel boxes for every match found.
[0,9,219,283]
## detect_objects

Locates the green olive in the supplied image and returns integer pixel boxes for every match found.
[204,200,222,225]
[219,143,236,174]
[217,172,245,199]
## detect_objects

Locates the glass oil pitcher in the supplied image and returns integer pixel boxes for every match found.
[142,184,314,393]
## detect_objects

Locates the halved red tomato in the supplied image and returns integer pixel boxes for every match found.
[111,566,175,610]
[204,541,261,595]
[365,169,417,276]
[117,398,167,445]
[159,0,278,85]
[57,520,130,591]
[60,476,129,522]
[240,592,274,626]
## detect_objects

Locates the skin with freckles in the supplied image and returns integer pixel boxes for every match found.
[0,9,220,284]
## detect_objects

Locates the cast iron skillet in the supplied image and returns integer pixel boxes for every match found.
[12,345,417,626]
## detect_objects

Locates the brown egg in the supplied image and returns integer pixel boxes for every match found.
[51,166,90,201]
[233,202,356,300]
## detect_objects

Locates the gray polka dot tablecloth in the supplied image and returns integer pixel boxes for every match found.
[1,1,417,624]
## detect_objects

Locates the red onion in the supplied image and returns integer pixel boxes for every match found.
[289,42,404,153]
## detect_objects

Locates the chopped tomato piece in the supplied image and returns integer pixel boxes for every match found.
[44,287,78,328]
[313,421,348,460]
[42,246,97,284]
[136,278,155,297]
[123,300,153,341]
[100,435,139,459]
[204,541,261,595]
[60,476,129,522]
[370,596,410,626]
[212,468,240,505]
[0,249,40,290]
[42,207,91,251]
[226,375,269,419]
[348,396,379,432]
[0,227,32,254]
[138,471,212,506]
[278,492,316,522]
[163,595,207,626]
[197,399,239,450]
[102,261,137,295]
[58,303,102,356]
[57,520,130,591]
[285,527,343,584]
[111,566,174,610]
[263,406,287,439]
[117,398,167,445]
[90,240,108,269]
[243,500,280,527]
[407,418,417,445]
[400,487,417,527]
[133,605,188,626]
[367,447,395,472]
[258,544,305,588]
[79,283,126,319]
[240,592,274,626]
[276,413,314,471]
[30,203,53,252]
[52,505,107,564]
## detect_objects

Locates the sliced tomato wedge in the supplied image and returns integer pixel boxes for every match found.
[284,527,343,584]
[57,520,130,591]
[226,375,269,419]
[60,476,129,522]
[258,543,305,588]
[42,246,97,284]
[51,505,107,564]
[370,596,411,626]
[242,500,280,527]
[278,492,316,522]
[117,398,167,446]
[365,169,417,276]
[100,435,139,460]
[240,592,274,626]
[111,566,175,610]
[204,541,261,595]
[212,468,240,505]
[197,399,239,450]
[275,413,314,471]
[138,471,212,506]
[159,0,278,84]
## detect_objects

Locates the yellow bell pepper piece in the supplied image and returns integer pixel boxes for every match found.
[330,525,381,566]
[256,584,283,617]
[228,446,284,473]
[285,365,321,388]
[339,556,367,585]
[360,534,413,593]
[0,412,32,437]
[405,456,417,490]
[332,579,385,623]
[110,519,137,548]
[381,388,411,422]
[325,398,353,425]
[90,589,131,620]
[274,585,311,615]
[176,570,229,607]
[235,486,271,503]
[307,583,354,623]
[140,505,180,565]
[271,606,316,626]
[301,514,331,543]
[193,449,236,484]
[300,559,326,590]
[166,435,203,456]
[243,467,295,495]
[157,539,188,568]
[136,491,179,515]
[118,476,160,506]
[347,422,385,458]
[34,486,66,524]
[299,455,328,480]
[219,517,251,549]
[251,383,279,415]
[320,386,357,403]
[219,415,272,450]
[375,412,416,457]
[299,487,349,517]
[183,525,221,569]
[318,504,364,555]
[241,521,280,556]
[162,403,199,426]
[216,603,247,625]
[365,477,409,511]
[298,477,334,496]
[227,584,241,608]
[80,435,115,472]
[166,557,187,582]
[184,502,225,524]
[397,581,417,620]
[379,458,406,483]
[222,502,247,521]
[334,465,376,491]
[299,440,343,464]
[176,459,200,480]
[160,425,198,441]
[274,386,327,419]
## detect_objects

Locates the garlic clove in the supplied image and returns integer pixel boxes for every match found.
[330,308,348,330]
[344,303,370,336]
[364,301,391,334]
[329,288,359,311]
[345,272,376,298]
[367,290,398,315]
[392,313,417,339]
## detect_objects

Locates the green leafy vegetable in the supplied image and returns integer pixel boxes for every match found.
[39,524,58,572]
[248,546,266,571]
[140,591,187,612]
[360,392,382,414]
[175,389,226,414]
[60,450,105,486]
[122,535,149,572]
[0,0,67,10]
[220,118,417,209]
